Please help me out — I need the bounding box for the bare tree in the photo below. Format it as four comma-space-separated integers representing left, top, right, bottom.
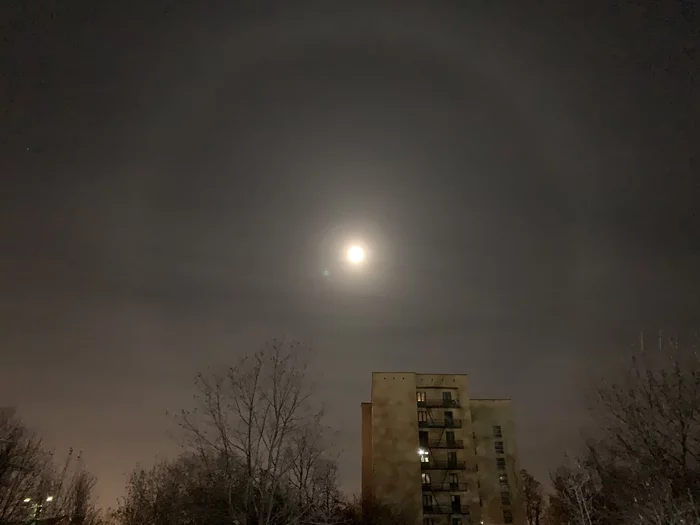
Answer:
593, 334, 700, 524
520, 469, 545, 525
549, 458, 600, 525
0, 410, 102, 525
178, 339, 332, 525
56, 453, 102, 525
0, 409, 50, 523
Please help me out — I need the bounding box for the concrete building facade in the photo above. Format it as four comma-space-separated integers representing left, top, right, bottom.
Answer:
362, 373, 526, 525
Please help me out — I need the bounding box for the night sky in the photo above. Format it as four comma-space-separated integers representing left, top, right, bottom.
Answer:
2, 1, 698, 509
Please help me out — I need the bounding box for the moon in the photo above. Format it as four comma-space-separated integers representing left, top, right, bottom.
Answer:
346, 245, 366, 264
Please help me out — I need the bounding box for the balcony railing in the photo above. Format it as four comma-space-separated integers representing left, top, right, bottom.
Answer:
422, 483, 470, 492
418, 399, 460, 408
419, 419, 462, 429
422, 505, 471, 515
421, 460, 467, 470
428, 439, 464, 449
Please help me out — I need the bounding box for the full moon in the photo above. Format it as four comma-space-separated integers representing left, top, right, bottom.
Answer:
346, 245, 366, 264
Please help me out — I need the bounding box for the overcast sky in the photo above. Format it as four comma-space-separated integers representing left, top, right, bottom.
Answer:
2, 0, 698, 508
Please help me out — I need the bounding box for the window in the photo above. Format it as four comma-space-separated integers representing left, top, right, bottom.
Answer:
451, 495, 461, 512
451, 519, 462, 525
446, 431, 456, 446
499, 474, 509, 488
503, 510, 513, 524
424, 519, 434, 525
423, 494, 433, 511
418, 410, 428, 422
421, 452, 430, 463
496, 457, 506, 470
493, 425, 503, 438
494, 441, 505, 454
419, 431, 429, 447
422, 473, 432, 486
501, 491, 511, 506
443, 390, 453, 403
445, 411, 454, 426
417, 391, 426, 403
448, 451, 458, 467
449, 473, 459, 489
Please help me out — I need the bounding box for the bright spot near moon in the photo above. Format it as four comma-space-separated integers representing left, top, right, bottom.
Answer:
346, 245, 366, 264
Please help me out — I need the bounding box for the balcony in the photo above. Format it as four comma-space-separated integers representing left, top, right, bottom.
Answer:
422, 505, 471, 515
418, 399, 460, 408
422, 483, 470, 492
419, 419, 462, 429
421, 460, 467, 470
428, 439, 464, 449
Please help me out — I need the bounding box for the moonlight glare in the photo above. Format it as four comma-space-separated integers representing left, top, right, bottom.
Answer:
346, 245, 366, 264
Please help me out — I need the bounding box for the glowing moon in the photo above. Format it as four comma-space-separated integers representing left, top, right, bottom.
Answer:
346, 245, 366, 264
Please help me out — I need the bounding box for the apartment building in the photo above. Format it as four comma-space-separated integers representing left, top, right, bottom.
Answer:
361, 373, 525, 525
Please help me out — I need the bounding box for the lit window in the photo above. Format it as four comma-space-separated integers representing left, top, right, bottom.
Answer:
499, 473, 509, 488
493, 425, 502, 437
417, 391, 426, 403
421, 452, 430, 463
503, 510, 513, 523
496, 457, 506, 470
501, 491, 511, 506
418, 411, 428, 422
422, 473, 432, 485
495, 441, 504, 454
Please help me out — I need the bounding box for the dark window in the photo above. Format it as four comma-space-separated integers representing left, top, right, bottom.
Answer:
445, 411, 454, 426
451, 519, 462, 525
419, 431, 429, 447
443, 390, 453, 403
493, 425, 503, 438
422, 473, 431, 486
424, 519, 434, 525
499, 474, 509, 488
417, 391, 426, 403
418, 411, 428, 422
423, 494, 433, 511
496, 457, 506, 470
451, 495, 461, 512
448, 451, 458, 467
495, 441, 505, 454
504, 510, 513, 524
446, 431, 456, 446
501, 492, 511, 506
